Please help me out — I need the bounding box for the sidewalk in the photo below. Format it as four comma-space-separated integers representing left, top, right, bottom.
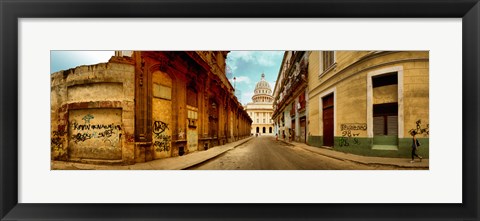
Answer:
51, 137, 254, 170
279, 139, 429, 169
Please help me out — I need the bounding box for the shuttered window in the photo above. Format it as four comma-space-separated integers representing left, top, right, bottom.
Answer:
373, 116, 385, 136
373, 103, 398, 136
322, 51, 335, 72
387, 116, 398, 135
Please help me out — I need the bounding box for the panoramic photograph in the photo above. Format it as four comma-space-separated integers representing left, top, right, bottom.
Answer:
50, 50, 429, 170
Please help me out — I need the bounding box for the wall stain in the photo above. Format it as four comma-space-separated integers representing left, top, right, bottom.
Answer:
51, 125, 67, 159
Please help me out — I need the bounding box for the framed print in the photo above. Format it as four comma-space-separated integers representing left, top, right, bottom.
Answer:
1, 0, 479, 220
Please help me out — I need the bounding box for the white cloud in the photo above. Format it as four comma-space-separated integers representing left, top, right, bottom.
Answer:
228, 51, 284, 67
228, 51, 256, 62
256, 51, 284, 67
227, 62, 238, 72
76, 51, 114, 62
242, 91, 255, 104
269, 81, 276, 91
229, 76, 251, 84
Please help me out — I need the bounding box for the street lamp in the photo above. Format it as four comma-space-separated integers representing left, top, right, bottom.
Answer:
233, 76, 236, 91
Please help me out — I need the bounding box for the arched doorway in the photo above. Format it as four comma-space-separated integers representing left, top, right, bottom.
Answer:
269, 127, 272, 134
256, 127, 259, 133
263, 127, 266, 133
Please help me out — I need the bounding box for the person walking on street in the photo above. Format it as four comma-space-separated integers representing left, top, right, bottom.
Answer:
410, 131, 423, 163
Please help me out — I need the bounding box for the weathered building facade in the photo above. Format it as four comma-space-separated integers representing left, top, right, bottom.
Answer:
51, 51, 252, 165
272, 51, 309, 143
245, 73, 274, 136
307, 51, 429, 158
273, 51, 429, 158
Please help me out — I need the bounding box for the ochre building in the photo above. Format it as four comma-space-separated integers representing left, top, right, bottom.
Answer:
51, 51, 252, 165
273, 51, 429, 158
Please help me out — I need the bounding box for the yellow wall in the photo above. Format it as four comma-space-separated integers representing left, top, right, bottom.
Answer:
308, 51, 429, 138
402, 60, 430, 136
373, 85, 398, 104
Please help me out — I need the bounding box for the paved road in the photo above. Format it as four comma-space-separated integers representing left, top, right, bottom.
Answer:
190, 136, 397, 170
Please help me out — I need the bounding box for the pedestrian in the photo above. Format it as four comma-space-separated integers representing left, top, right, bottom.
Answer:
275, 133, 278, 141
410, 131, 423, 163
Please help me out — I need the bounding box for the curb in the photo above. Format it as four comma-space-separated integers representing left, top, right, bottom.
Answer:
280, 140, 428, 169
52, 137, 255, 170
181, 137, 254, 170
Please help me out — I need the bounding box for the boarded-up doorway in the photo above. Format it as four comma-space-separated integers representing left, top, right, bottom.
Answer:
68, 108, 123, 160
152, 71, 173, 159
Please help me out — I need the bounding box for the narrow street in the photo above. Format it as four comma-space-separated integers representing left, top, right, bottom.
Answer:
190, 136, 398, 170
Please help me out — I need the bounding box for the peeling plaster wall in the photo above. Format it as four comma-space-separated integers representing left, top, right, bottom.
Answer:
51, 61, 135, 164
68, 82, 124, 102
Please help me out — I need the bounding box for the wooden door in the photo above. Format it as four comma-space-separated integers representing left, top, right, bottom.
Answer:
300, 117, 306, 143
322, 94, 334, 147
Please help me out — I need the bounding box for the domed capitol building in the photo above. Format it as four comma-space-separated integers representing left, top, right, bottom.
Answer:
244, 73, 274, 136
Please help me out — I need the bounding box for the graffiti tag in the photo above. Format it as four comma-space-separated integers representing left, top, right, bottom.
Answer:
339, 123, 365, 147
154, 134, 171, 152
51, 125, 67, 157
82, 114, 94, 124
153, 120, 169, 135
69, 114, 121, 146
153, 120, 171, 152
341, 123, 367, 131
409, 119, 429, 137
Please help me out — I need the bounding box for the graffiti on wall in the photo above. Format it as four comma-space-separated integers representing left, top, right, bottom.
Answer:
82, 114, 94, 124
409, 120, 429, 137
70, 114, 122, 147
51, 125, 67, 155
153, 120, 171, 152
339, 123, 367, 147
341, 123, 367, 131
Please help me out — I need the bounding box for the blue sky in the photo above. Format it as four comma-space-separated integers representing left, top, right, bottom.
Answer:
50, 51, 284, 105
50, 51, 114, 73
226, 51, 284, 105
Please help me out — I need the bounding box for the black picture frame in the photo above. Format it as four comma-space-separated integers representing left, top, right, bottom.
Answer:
1, 0, 479, 220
